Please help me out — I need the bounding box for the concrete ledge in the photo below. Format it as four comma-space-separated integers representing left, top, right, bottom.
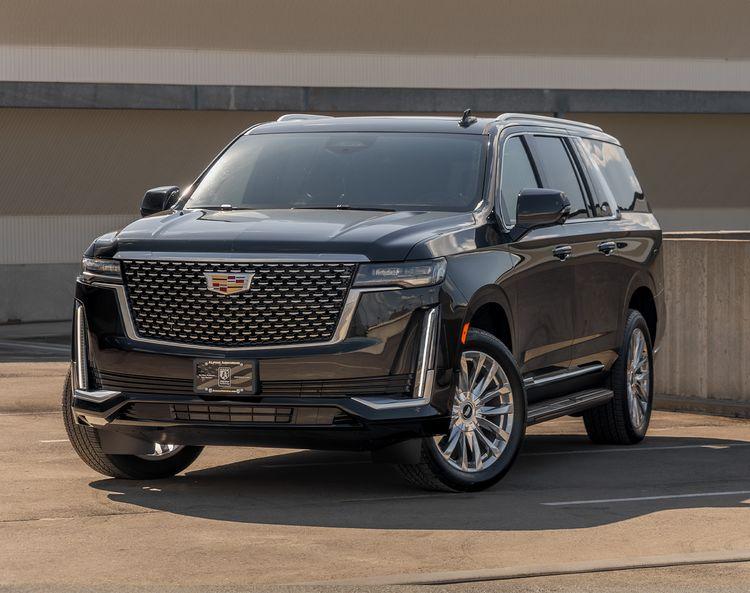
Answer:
656, 395, 750, 419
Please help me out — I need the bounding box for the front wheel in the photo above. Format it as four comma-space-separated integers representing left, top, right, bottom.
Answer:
397, 329, 526, 492
62, 370, 203, 479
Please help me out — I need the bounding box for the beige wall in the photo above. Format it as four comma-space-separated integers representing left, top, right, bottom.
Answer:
4, 0, 750, 58
1, 109, 749, 228
0, 109, 282, 216
577, 114, 750, 223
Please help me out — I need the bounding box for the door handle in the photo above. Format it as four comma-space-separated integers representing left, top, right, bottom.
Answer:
553, 245, 573, 261
598, 240, 617, 255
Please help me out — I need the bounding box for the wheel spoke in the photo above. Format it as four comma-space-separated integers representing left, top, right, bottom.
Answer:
468, 353, 486, 392
470, 431, 483, 470
473, 360, 498, 398
460, 433, 469, 471
477, 384, 510, 405
442, 425, 462, 458
459, 355, 470, 393
629, 333, 638, 367
477, 416, 510, 442
476, 427, 501, 457
479, 403, 513, 417
476, 388, 499, 406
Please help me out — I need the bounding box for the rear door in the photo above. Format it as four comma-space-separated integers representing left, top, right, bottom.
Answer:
567, 137, 648, 368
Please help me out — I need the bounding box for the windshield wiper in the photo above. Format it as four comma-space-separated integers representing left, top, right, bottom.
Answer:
195, 204, 252, 211
291, 205, 395, 212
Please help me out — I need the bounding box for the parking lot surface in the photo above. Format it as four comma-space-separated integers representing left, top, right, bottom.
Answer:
1, 363, 749, 592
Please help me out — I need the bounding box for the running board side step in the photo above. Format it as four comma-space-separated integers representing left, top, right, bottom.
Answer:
527, 388, 613, 425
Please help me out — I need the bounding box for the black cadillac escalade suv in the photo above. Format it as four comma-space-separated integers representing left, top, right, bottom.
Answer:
64, 112, 665, 491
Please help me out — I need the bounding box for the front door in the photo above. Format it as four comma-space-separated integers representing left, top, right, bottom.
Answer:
496, 133, 575, 378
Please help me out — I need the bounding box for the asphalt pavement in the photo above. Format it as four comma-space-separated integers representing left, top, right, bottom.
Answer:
0, 356, 750, 592
0, 362, 748, 592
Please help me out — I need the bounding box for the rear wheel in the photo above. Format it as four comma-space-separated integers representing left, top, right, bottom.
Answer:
62, 370, 203, 479
583, 310, 654, 444
397, 329, 526, 492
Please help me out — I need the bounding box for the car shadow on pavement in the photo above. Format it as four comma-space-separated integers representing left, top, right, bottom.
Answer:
89, 433, 750, 531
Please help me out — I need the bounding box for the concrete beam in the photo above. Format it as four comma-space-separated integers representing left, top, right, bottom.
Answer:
3, 82, 750, 113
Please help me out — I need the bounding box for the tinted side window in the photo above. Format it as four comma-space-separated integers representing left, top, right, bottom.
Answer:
532, 136, 588, 219
499, 136, 539, 226
580, 138, 642, 211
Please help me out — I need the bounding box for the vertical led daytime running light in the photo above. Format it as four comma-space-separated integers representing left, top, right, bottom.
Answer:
75, 303, 89, 390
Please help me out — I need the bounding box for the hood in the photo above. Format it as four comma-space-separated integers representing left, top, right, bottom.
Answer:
89, 208, 477, 262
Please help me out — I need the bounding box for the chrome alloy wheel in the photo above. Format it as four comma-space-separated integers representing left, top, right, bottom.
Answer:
137, 443, 184, 460
626, 327, 651, 428
435, 350, 514, 473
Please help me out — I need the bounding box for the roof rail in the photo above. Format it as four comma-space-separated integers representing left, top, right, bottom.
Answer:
276, 114, 333, 122
495, 113, 602, 132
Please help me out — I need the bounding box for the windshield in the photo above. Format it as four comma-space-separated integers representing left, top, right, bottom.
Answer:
184, 132, 487, 212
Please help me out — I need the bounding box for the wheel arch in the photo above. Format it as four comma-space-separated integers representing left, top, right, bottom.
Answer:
627, 285, 658, 344
462, 286, 515, 356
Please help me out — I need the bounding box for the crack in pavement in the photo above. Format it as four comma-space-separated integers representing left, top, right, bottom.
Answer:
0, 509, 160, 524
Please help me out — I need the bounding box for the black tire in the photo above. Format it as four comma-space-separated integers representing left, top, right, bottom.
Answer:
62, 370, 203, 479
397, 329, 526, 492
583, 310, 654, 445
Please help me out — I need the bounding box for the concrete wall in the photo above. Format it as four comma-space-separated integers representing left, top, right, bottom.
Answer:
0, 263, 79, 323
655, 235, 750, 417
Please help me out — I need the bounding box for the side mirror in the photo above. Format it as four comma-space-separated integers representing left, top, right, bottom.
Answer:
140, 186, 180, 217
515, 189, 571, 231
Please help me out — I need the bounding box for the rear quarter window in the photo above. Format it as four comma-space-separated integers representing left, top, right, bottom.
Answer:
579, 138, 643, 212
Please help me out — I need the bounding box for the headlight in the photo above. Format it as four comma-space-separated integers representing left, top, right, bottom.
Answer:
81, 257, 122, 283
353, 258, 447, 288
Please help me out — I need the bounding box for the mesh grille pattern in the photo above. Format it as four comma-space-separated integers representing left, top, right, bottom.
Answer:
121, 260, 355, 347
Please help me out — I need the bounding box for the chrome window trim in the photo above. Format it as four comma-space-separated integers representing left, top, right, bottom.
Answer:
494, 128, 620, 231
568, 135, 620, 221
494, 130, 536, 231
93, 280, 396, 353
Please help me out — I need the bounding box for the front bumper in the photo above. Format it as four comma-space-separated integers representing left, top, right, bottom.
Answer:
71, 385, 448, 453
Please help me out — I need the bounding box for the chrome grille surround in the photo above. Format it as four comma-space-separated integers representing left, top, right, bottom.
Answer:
121, 260, 356, 347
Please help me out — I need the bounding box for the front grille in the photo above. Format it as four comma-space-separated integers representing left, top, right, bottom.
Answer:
121, 260, 356, 347
120, 403, 356, 425
96, 369, 413, 397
